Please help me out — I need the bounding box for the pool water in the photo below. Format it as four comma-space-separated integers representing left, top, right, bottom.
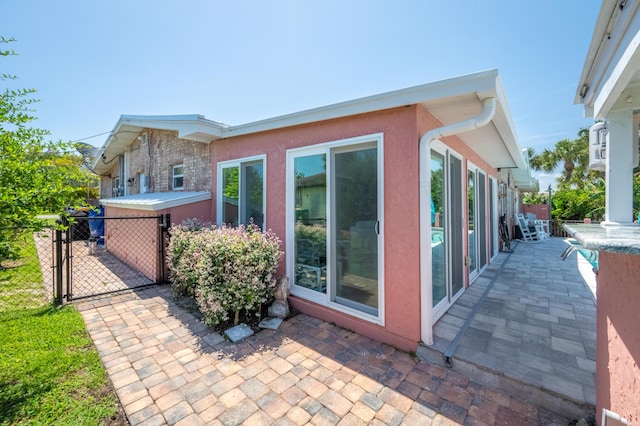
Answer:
568, 239, 599, 269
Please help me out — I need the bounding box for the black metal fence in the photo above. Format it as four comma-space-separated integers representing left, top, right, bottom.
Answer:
0, 214, 169, 311
58, 215, 169, 302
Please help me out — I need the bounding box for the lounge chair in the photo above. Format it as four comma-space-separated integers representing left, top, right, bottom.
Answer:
516, 213, 539, 242
533, 220, 550, 240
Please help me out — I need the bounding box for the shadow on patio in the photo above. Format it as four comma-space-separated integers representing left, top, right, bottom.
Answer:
417, 236, 596, 420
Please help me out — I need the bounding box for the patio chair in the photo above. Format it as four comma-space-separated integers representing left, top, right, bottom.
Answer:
533, 220, 550, 240
516, 213, 539, 242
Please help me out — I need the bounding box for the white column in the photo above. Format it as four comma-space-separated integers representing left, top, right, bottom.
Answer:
603, 110, 635, 226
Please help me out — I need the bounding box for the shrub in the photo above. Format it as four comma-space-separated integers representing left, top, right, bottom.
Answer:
167, 220, 282, 327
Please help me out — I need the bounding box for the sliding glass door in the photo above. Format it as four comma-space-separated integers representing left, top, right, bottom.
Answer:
468, 163, 488, 281
289, 136, 383, 320
431, 145, 464, 319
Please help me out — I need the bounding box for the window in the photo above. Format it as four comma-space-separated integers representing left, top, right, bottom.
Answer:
112, 176, 122, 197
172, 165, 184, 190
217, 156, 265, 230
287, 134, 384, 322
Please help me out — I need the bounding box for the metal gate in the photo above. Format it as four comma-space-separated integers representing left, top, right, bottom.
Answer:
53, 214, 170, 303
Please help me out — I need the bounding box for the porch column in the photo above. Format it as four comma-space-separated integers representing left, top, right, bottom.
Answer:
604, 110, 635, 226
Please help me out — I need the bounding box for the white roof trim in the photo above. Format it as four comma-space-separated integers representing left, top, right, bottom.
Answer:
575, 1, 640, 118
119, 114, 228, 142
93, 69, 528, 178
100, 191, 211, 211
222, 69, 500, 138
91, 115, 227, 173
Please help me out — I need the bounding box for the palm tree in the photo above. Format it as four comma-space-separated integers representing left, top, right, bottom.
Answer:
529, 130, 589, 186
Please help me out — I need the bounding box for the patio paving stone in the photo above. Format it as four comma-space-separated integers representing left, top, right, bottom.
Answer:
75, 241, 589, 425
417, 236, 596, 421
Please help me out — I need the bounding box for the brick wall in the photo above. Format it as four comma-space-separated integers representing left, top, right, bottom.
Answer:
100, 128, 212, 198
138, 129, 211, 193
99, 162, 119, 198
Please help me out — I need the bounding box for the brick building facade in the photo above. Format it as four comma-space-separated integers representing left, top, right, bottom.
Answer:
98, 128, 211, 198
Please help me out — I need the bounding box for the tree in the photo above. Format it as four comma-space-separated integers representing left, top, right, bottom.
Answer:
529, 129, 591, 187
522, 192, 548, 205
550, 179, 605, 221
0, 38, 95, 264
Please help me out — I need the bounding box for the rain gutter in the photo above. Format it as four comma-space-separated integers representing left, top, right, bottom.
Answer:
419, 97, 497, 346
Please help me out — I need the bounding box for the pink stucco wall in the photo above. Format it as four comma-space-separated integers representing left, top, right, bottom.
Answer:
103, 200, 212, 282
596, 251, 640, 425
103, 207, 160, 281
212, 105, 497, 351
159, 200, 213, 226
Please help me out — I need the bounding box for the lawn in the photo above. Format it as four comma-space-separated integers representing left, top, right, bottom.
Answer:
0, 234, 123, 425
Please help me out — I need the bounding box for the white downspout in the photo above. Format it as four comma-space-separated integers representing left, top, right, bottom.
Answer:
419, 97, 497, 346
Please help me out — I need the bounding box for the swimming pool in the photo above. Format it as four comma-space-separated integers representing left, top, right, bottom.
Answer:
567, 239, 599, 269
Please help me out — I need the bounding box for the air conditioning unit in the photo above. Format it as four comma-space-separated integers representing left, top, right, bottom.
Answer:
588, 122, 607, 171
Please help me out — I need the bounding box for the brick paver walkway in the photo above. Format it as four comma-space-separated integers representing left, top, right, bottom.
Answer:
77, 286, 572, 425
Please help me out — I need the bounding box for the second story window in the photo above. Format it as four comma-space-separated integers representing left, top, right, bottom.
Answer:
172, 165, 184, 190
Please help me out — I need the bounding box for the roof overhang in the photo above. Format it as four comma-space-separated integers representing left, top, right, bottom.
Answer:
92, 70, 533, 186
575, 1, 640, 119
92, 115, 227, 175
100, 191, 211, 211
224, 69, 527, 171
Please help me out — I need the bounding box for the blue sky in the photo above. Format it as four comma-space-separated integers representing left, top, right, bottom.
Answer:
1, 1, 600, 190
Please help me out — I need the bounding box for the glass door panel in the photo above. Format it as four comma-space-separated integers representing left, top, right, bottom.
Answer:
431, 151, 446, 307
478, 171, 487, 269
450, 156, 464, 296
293, 154, 327, 293
241, 161, 264, 228
333, 146, 378, 316
222, 166, 239, 227
468, 169, 478, 279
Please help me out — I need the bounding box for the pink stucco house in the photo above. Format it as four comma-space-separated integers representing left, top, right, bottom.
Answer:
571, 1, 640, 424
94, 70, 537, 354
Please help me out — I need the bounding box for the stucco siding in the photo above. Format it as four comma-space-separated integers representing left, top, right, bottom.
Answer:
103, 206, 160, 282
212, 106, 427, 349
210, 104, 500, 350
596, 251, 640, 425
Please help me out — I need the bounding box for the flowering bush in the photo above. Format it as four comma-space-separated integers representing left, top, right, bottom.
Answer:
167, 219, 282, 327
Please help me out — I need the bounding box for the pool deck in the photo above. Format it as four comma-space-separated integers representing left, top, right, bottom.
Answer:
417, 236, 596, 420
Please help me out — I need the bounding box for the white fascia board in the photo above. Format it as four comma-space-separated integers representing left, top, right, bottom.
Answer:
492, 76, 527, 170
100, 191, 212, 211
594, 28, 640, 119
576, 1, 640, 115
91, 114, 228, 172
575, 1, 617, 105
120, 114, 227, 141
222, 69, 501, 138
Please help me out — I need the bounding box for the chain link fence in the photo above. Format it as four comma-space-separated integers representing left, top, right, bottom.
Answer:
0, 214, 168, 310
63, 215, 166, 301
0, 226, 56, 312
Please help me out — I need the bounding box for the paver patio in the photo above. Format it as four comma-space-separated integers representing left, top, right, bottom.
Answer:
77, 284, 575, 425
418, 236, 596, 421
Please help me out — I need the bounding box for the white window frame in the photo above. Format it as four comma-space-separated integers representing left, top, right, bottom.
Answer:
286, 133, 385, 325
112, 176, 122, 197
216, 154, 267, 230
172, 164, 184, 190
429, 141, 466, 323
489, 176, 499, 260
467, 161, 489, 283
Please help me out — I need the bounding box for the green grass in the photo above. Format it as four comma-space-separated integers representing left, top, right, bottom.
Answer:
0, 232, 48, 310
0, 233, 120, 425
